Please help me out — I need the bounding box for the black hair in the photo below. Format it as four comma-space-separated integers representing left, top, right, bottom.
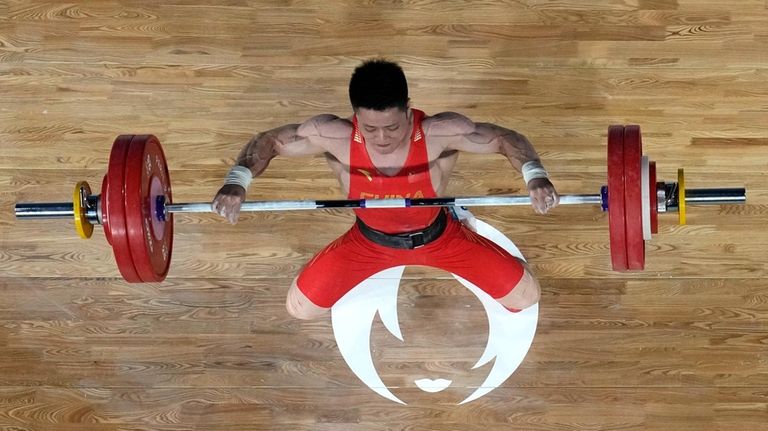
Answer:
348, 59, 409, 111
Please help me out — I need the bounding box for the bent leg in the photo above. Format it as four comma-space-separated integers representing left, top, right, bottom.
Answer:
426, 219, 540, 311
287, 226, 397, 319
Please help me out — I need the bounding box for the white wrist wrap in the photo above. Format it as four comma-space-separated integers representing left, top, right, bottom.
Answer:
522, 160, 549, 184
224, 165, 253, 190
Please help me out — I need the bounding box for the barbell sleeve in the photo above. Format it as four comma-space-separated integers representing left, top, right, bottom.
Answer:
679, 188, 746, 205
14, 202, 75, 219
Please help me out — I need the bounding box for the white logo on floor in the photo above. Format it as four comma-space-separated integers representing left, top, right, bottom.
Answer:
331, 215, 539, 404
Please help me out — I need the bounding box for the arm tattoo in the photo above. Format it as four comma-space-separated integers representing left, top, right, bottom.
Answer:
235, 132, 279, 177
498, 131, 540, 169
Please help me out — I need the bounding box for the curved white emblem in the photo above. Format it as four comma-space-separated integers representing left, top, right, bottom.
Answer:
331, 215, 539, 404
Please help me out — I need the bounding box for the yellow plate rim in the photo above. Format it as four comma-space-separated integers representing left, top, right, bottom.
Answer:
74, 181, 94, 239
677, 168, 686, 225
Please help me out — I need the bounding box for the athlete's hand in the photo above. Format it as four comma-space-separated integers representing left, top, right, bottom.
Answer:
212, 184, 247, 224
527, 178, 559, 215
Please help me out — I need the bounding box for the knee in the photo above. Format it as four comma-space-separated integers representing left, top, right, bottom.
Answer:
519, 274, 541, 308
497, 268, 541, 310
286, 296, 328, 320
285, 279, 330, 320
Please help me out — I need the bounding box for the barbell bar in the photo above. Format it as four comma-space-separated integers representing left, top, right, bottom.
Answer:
14, 189, 744, 219
13, 126, 746, 281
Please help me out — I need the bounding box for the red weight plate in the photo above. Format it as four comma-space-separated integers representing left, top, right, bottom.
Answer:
106, 135, 141, 282
623, 125, 645, 270
607, 125, 628, 271
649, 161, 658, 234
124, 135, 173, 283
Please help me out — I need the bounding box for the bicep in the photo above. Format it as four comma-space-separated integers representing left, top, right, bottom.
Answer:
453, 122, 506, 154
269, 114, 342, 158
283, 114, 350, 158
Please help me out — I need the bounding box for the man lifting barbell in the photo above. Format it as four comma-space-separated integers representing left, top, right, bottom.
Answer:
14, 64, 747, 296
211, 59, 559, 320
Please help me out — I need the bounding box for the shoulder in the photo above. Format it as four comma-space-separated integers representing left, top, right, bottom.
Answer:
422, 111, 476, 137
297, 114, 352, 140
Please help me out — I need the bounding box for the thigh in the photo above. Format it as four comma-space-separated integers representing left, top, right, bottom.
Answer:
296, 226, 398, 308
423, 220, 526, 299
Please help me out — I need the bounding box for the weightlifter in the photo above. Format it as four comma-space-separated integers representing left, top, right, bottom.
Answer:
212, 59, 559, 319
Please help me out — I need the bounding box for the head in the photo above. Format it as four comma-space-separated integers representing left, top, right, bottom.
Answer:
349, 59, 412, 153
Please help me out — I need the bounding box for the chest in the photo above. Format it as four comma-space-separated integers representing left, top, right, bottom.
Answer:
365, 143, 411, 176
337, 150, 454, 198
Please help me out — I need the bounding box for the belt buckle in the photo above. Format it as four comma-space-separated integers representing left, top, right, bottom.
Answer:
408, 231, 425, 249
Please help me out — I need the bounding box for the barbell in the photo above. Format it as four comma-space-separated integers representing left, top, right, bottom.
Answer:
14, 125, 746, 281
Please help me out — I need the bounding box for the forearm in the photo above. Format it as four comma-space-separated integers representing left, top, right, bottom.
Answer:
235, 124, 298, 177
215, 123, 307, 223
499, 131, 553, 187
441, 115, 556, 213
234, 132, 280, 177
496, 130, 541, 171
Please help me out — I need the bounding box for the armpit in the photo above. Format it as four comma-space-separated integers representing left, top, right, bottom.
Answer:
324, 152, 347, 172
437, 149, 459, 160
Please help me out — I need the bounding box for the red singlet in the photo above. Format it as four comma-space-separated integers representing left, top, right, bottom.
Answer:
296, 109, 524, 308
349, 109, 440, 233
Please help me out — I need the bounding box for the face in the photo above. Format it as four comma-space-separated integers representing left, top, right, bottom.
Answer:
356, 106, 412, 155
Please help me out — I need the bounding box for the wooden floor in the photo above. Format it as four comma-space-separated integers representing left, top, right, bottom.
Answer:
2, 1, 768, 429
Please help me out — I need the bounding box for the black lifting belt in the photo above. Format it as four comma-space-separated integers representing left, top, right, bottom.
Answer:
356, 209, 448, 249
